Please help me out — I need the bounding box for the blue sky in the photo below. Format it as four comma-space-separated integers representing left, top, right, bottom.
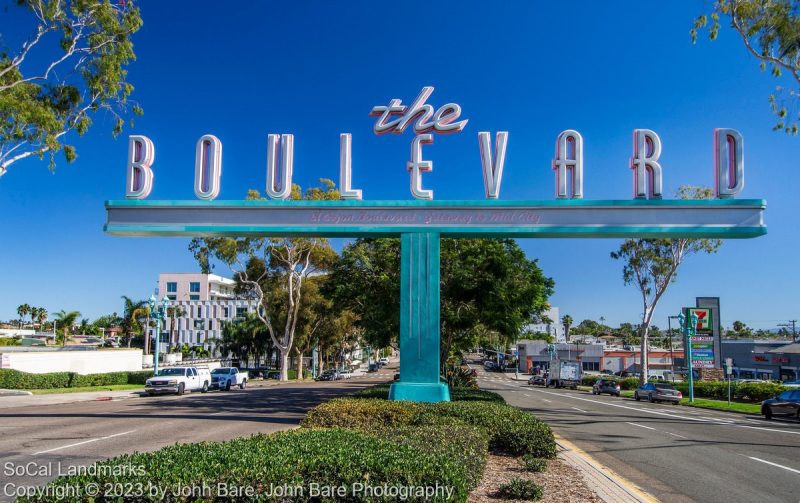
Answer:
1, 1, 798, 331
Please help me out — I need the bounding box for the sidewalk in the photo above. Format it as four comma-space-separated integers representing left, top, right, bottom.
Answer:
556, 434, 658, 503
0, 388, 144, 409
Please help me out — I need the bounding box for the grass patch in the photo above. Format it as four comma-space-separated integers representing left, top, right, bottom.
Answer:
621, 390, 635, 398
680, 398, 761, 414
27, 384, 144, 395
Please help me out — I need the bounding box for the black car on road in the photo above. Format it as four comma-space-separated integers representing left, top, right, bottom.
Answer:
592, 378, 621, 397
761, 389, 800, 420
634, 382, 682, 403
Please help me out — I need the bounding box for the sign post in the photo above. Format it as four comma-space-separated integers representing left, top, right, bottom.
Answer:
725, 357, 733, 405
105, 87, 768, 403
679, 311, 698, 403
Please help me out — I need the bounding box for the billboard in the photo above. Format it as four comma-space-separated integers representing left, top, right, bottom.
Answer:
684, 307, 716, 369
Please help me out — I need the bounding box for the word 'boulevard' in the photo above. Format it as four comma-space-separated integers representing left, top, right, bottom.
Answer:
124, 87, 745, 202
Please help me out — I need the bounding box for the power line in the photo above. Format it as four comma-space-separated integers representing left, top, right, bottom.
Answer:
777, 320, 798, 343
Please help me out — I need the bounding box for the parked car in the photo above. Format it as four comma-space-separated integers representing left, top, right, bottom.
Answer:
145, 366, 211, 395
782, 380, 800, 388
379, 357, 390, 365
483, 360, 497, 371
393, 372, 400, 381
315, 369, 339, 381
761, 389, 800, 420
338, 368, 353, 379
592, 378, 621, 397
634, 382, 682, 404
600, 369, 615, 375
264, 370, 281, 380
210, 367, 248, 391
528, 375, 547, 386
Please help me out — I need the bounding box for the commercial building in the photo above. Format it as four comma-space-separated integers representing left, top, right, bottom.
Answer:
149, 273, 257, 352
524, 307, 565, 343
721, 339, 798, 381
516, 340, 684, 376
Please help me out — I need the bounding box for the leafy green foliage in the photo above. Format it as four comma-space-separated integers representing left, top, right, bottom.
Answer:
303, 398, 556, 459
443, 365, 478, 388
22, 428, 484, 502
522, 455, 548, 473
692, 0, 800, 134
0, 1, 144, 175
0, 369, 152, 389
496, 478, 544, 501
674, 380, 788, 402
352, 383, 506, 403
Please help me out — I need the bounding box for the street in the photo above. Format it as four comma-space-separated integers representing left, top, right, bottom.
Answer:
0, 372, 391, 500
473, 366, 800, 503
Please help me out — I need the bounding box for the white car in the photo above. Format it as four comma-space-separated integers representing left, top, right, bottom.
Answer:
210, 367, 248, 390
379, 357, 390, 365
145, 367, 211, 395
338, 369, 353, 379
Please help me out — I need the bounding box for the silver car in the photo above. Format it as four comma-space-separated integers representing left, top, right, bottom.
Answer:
634, 382, 682, 404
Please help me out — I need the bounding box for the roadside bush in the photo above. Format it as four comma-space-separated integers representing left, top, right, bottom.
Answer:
422, 401, 556, 458
673, 380, 787, 402
23, 428, 483, 502
581, 375, 601, 386
0, 369, 153, 390
618, 377, 640, 390
303, 398, 556, 459
496, 478, 544, 501
352, 383, 505, 403
0, 337, 21, 346
522, 455, 548, 473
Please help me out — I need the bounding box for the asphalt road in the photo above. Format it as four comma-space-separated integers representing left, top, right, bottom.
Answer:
473, 366, 800, 503
0, 372, 392, 501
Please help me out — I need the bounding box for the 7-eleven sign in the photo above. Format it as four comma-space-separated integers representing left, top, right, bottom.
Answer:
687, 308, 713, 333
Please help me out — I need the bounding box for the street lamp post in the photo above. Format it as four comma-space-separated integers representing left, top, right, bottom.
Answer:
678, 311, 698, 403
148, 295, 170, 376
667, 315, 681, 383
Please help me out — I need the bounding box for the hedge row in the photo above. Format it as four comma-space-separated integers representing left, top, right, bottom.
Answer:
21, 427, 486, 502
0, 369, 152, 389
580, 375, 640, 390
353, 383, 506, 403
672, 380, 788, 402
302, 398, 556, 459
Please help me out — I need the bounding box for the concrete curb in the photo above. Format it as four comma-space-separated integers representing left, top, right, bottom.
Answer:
555, 433, 659, 503
0, 389, 33, 396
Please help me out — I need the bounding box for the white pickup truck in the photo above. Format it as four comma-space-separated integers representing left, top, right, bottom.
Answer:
210, 367, 248, 391
145, 366, 211, 395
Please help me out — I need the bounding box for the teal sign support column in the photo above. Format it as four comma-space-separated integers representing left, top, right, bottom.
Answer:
388, 232, 450, 402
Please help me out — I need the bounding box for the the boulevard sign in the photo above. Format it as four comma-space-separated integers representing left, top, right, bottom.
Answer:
106, 87, 767, 403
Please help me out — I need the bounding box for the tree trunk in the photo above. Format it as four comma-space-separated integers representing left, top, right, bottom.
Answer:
295, 347, 304, 380
280, 349, 290, 381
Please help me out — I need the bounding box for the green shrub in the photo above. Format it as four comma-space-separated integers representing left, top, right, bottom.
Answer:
522, 455, 548, 473
302, 398, 422, 428
0, 337, 21, 346
0, 369, 153, 390
422, 401, 556, 458
581, 375, 601, 386
23, 428, 483, 502
443, 365, 478, 388
673, 380, 787, 402
497, 478, 544, 500
352, 383, 505, 403
303, 398, 556, 459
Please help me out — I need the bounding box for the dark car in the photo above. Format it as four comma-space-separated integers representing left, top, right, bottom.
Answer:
315, 370, 339, 381
528, 375, 547, 386
761, 389, 800, 420
634, 382, 682, 403
393, 372, 400, 381
592, 378, 621, 397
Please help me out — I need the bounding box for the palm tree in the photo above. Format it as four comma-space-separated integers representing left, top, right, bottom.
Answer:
166, 305, 186, 351
16, 304, 30, 328
121, 296, 149, 349
36, 308, 48, 331
53, 310, 81, 346
29, 307, 40, 330
562, 314, 573, 342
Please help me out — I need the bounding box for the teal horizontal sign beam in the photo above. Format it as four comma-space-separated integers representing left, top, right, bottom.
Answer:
105, 199, 766, 239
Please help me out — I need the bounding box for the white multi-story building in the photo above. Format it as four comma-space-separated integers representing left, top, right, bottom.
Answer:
150, 273, 256, 351
524, 307, 565, 343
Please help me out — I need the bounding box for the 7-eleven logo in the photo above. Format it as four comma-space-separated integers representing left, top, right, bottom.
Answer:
688, 308, 712, 332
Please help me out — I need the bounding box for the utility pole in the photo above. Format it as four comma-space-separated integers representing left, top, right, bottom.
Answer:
778, 320, 797, 343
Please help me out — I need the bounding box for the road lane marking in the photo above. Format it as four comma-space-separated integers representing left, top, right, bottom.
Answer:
572, 407, 588, 413
527, 388, 800, 436
667, 432, 688, 439
626, 422, 657, 431
746, 456, 800, 474
33, 430, 137, 455
523, 393, 531, 397
541, 399, 552, 403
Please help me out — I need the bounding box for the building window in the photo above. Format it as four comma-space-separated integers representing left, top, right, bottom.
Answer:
190, 282, 201, 293
236, 307, 247, 318
197, 307, 202, 318
190, 295, 200, 301
224, 307, 230, 318
167, 282, 177, 293
167, 295, 177, 301
208, 320, 213, 330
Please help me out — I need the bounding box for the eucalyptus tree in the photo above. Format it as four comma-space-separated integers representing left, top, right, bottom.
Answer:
611, 186, 722, 383
692, 0, 800, 133
0, 0, 143, 176
189, 181, 339, 381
